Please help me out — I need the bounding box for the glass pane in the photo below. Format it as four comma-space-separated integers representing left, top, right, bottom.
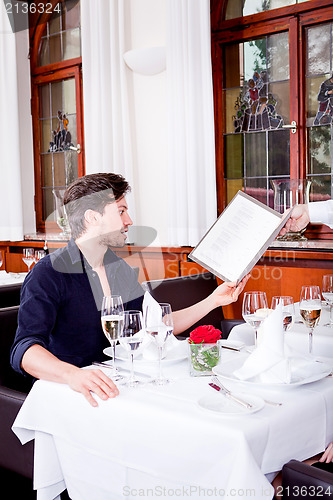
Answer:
49, 14, 61, 35
41, 119, 52, 153
39, 38, 49, 66
244, 177, 269, 206
49, 34, 62, 65
245, 132, 266, 177
268, 81, 289, 124
243, 0, 294, 17
225, 179, 243, 204
63, 1, 80, 30
41, 154, 53, 188
63, 28, 81, 61
51, 81, 63, 117
66, 114, 77, 146
268, 130, 290, 177
53, 153, 66, 186
65, 151, 78, 184
244, 39, 266, 82
42, 188, 55, 221
224, 44, 243, 88
308, 175, 332, 202
308, 127, 331, 175
40, 84, 51, 119
267, 32, 289, 82
224, 135, 244, 178
306, 24, 331, 76
307, 75, 331, 125
224, 88, 243, 134
63, 79, 76, 115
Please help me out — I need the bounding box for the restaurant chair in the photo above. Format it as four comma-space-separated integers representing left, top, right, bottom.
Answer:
282, 459, 333, 499
142, 272, 243, 338
0, 283, 22, 308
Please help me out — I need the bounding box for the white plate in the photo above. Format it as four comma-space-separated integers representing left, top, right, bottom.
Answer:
197, 392, 264, 415
103, 345, 187, 364
212, 355, 331, 389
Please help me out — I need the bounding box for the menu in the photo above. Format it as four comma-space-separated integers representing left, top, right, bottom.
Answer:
189, 191, 292, 284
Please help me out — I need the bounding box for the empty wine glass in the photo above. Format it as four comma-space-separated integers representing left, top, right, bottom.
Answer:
119, 310, 144, 387
322, 275, 333, 328
299, 285, 322, 354
101, 296, 124, 373
271, 296, 295, 332
35, 249, 46, 262
144, 302, 173, 385
242, 291, 269, 347
22, 248, 35, 272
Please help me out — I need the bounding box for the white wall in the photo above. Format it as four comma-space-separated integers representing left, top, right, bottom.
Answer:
125, 0, 169, 245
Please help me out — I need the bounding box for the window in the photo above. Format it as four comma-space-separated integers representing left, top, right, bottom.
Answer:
30, 0, 84, 232
211, 0, 333, 237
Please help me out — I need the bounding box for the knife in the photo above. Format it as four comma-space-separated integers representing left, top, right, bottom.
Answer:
209, 382, 253, 409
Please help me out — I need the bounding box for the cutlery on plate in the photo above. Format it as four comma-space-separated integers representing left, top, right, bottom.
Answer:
209, 377, 253, 409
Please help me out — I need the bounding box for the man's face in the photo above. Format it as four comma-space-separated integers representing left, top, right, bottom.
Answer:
98, 196, 133, 247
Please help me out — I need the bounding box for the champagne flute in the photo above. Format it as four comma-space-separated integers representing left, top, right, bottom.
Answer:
144, 302, 173, 385
299, 285, 321, 354
101, 295, 124, 373
119, 310, 144, 387
271, 296, 295, 332
22, 248, 35, 272
242, 291, 269, 347
322, 275, 333, 327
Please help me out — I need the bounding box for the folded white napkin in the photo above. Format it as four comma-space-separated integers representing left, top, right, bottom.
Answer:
234, 305, 330, 384
142, 291, 179, 360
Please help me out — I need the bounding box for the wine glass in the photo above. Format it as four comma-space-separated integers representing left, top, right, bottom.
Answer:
0, 250, 3, 268
119, 310, 144, 387
101, 295, 124, 373
322, 275, 333, 327
22, 248, 35, 272
35, 249, 46, 262
242, 291, 269, 347
144, 302, 173, 385
299, 285, 322, 354
271, 296, 295, 332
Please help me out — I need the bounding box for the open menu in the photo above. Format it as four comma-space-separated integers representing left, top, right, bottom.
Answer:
189, 191, 292, 284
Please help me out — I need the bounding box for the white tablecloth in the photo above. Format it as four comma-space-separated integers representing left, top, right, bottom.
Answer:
12, 343, 333, 500
0, 271, 27, 286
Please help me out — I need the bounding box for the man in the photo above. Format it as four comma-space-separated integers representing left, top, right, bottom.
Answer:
280, 200, 333, 235
11, 173, 247, 407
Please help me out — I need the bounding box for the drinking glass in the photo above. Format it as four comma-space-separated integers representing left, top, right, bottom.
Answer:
101, 295, 124, 373
271, 296, 295, 332
144, 302, 173, 385
35, 249, 46, 262
22, 248, 35, 272
322, 275, 333, 327
299, 285, 322, 354
242, 291, 269, 347
119, 310, 144, 387
0, 250, 3, 268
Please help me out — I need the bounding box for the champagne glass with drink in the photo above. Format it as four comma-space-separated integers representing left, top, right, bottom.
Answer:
119, 310, 144, 387
144, 302, 173, 385
242, 291, 269, 347
22, 248, 35, 272
322, 275, 333, 328
101, 295, 124, 373
299, 285, 321, 354
271, 296, 295, 332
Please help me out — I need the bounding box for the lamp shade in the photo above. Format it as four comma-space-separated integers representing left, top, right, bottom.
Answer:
124, 46, 166, 75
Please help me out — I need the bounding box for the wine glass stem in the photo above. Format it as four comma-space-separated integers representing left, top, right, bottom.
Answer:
157, 346, 163, 381
309, 330, 313, 354
112, 341, 116, 370
254, 329, 258, 347
130, 353, 135, 383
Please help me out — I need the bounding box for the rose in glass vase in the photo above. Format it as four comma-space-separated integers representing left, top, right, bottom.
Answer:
188, 325, 221, 376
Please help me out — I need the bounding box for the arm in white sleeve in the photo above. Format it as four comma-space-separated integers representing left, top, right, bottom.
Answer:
308, 200, 333, 228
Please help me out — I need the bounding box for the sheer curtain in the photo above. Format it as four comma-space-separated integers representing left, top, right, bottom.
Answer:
0, 3, 24, 240
167, 0, 217, 246
80, 0, 134, 211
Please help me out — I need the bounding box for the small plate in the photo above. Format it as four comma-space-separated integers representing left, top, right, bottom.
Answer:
103, 345, 187, 365
197, 392, 264, 415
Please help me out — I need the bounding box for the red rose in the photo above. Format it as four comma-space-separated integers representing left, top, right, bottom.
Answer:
188, 325, 222, 344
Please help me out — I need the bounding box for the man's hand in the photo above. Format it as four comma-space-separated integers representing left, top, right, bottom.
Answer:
65, 366, 119, 407
211, 274, 250, 308
319, 442, 333, 463
279, 204, 310, 236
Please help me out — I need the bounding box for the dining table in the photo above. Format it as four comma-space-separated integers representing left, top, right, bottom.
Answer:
12, 312, 333, 500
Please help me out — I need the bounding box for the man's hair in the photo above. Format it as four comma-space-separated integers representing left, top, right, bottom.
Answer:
63, 173, 131, 239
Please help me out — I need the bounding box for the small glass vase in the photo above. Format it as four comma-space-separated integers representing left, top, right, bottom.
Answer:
188, 342, 220, 377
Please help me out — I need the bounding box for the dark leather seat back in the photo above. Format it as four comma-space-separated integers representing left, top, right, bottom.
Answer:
142, 272, 225, 338
282, 460, 333, 499
0, 283, 21, 308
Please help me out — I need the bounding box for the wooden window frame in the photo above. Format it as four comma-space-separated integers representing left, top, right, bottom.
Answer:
211, 0, 333, 239
29, 0, 84, 233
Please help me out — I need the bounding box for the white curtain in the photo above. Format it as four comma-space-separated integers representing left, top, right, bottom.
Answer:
80, 0, 134, 206
167, 0, 217, 246
0, 3, 24, 241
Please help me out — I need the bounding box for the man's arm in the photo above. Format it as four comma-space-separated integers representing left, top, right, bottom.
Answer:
280, 200, 333, 236
22, 345, 119, 407
172, 275, 249, 335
